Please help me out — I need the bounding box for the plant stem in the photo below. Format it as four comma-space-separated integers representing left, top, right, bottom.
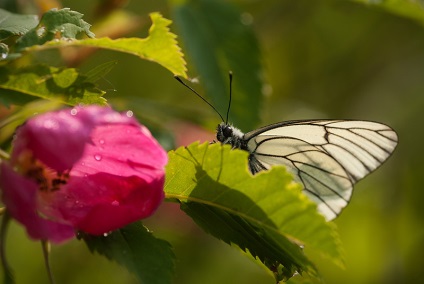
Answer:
41, 240, 56, 284
0, 212, 14, 284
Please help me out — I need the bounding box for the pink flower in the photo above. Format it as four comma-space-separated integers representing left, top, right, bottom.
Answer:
0, 106, 167, 243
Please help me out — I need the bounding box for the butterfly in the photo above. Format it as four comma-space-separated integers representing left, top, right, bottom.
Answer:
175, 75, 398, 220
216, 119, 398, 220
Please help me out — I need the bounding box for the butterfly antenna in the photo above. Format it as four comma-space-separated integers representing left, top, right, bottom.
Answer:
225, 71, 233, 125
174, 76, 225, 122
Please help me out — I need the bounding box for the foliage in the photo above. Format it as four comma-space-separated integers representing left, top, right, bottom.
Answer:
81, 222, 175, 284
165, 142, 344, 281
0, 0, 423, 284
0, 8, 186, 107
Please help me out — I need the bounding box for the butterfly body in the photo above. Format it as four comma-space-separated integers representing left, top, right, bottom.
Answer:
217, 120, 398, 220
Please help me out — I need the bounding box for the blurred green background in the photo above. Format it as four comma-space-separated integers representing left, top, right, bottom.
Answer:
1, 0, 423, 283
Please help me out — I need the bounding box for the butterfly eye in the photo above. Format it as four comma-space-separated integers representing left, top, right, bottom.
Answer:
223, 126, 233, 138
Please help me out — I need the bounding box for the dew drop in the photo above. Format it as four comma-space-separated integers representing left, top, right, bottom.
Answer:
111, 200, 120, 206
70, 108, 78, 115
0, 43, 8, 60
126, 110, 133, 117
94, 154, 102, 161
36, 26, 46, 37
99, 139, 105, 145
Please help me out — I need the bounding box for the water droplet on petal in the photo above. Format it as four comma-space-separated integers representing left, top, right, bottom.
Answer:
126, 110, 133, 117
111, 200, 119, 206
94, 154, 102, 161
99, 139, 105, 145
70, 108, 78, 115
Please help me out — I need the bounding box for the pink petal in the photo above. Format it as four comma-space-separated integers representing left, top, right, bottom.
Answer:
46, 172, 165, 235
71, 123, 168, 181
0, 163, 75, 243
11, 106, 147, 173
12, 108, 97, 172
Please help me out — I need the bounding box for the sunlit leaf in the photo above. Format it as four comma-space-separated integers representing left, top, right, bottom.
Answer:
0, 65, 106, 106
22, 13, 187, 77
165, 142, 344, 280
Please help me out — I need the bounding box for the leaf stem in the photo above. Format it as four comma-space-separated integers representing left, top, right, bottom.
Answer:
41, 240, 56, 284
0, 211, 14, 284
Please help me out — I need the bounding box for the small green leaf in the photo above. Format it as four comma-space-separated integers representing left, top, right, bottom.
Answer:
172, 0, 263, 130
15, 8, 94, 51
0, 8, 38, 40
22, 13, 187, 77
165, 142, 345, 280
0, 65, 106, 106
82, 222, 175, 284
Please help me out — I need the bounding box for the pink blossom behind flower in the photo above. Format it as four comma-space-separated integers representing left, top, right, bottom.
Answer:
0, 106, 167, 243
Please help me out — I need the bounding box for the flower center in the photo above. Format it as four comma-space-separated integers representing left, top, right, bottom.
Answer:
17, 150, 69, 192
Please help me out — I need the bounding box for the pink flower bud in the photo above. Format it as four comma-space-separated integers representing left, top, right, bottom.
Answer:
0, 106, 167, 243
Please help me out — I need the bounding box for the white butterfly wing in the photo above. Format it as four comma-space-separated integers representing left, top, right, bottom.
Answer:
244, 120, 398, 220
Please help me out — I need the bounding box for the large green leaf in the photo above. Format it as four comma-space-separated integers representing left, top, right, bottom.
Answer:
172, 0, 263, 130
22, 12, 187, 77
0, 65, 106, 106
165, 142, 344, 281
82, 222, 175, 284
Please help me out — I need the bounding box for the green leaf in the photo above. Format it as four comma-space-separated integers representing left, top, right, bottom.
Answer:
0, 8, 38, 40
165, 142, 344, 280
180, 202, 311, 281
15, 8, 94, 51
352, 0, 424, 27
82, 222, 175, 284
22, 13, 187, 77
0, 65, 106, 106
172, 0, 263, 130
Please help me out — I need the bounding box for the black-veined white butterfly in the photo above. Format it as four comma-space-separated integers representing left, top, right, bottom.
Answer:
175, 74, 398, 220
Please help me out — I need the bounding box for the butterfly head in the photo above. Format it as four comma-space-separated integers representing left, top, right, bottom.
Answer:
216, 122, 244, 149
